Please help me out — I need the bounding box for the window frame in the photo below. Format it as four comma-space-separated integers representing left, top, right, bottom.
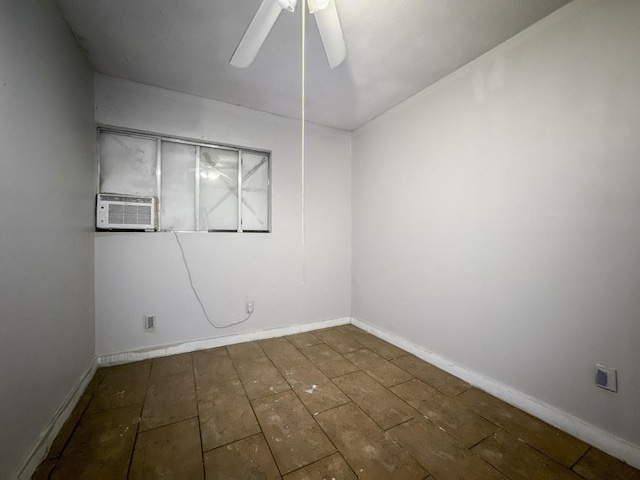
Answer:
97, 127, 272, 233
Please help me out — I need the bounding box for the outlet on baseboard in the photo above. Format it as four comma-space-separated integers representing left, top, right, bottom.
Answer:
144, 314, 155, 331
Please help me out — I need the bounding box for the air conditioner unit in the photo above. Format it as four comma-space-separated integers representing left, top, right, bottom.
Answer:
96, 194, 157, 231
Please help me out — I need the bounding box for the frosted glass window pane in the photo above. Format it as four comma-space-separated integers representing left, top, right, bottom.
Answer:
241, 152, 270, 231
99, 132, 157, 196
199, 147, 238, 231
161, 141, 196, 231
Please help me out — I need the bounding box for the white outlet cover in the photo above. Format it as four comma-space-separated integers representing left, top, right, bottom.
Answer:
595, 364, 617, 392
144, 314, 155, 331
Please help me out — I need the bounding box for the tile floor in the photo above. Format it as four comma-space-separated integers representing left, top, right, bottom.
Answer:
33, 325, 640, 479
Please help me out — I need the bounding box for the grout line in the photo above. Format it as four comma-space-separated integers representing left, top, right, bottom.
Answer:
125, 363, 153, 477
466, 430, 497, 450
201, 431, 263, 455
265, 338, 343, 465
476, 454, 510, 479
225, 344, 285, 477
385, 416, 417, 432
503, 428, 581, 471
195, 416, 206, 476
44, 378, 99, 475
459, 392, 589, 471
38, 325, 640, 478
256, 430, 285, 478
187, 352, 208, 476
125, 404, 145, 478
134, 413, 201, 434
570, 445, 592, 471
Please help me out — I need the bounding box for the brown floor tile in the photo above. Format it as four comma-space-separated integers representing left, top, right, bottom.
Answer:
230, 348, 290, 400
335, 324, 363, 335
88, 361, 150, 412
193, 347, 238, 383
108, 359, 152, 372
287, 363, 351, 415
198, 377, 261, 451
252, 390, 335, 474
472, 429, 583, 480
572, 447, 640, 480
130, 417, 204, 480
344, 349, 413, 387
283, 452, 357, 480
262, 337, 350, 415
195, 369, 241, 401
50, 404, 140, 480
82, 367, 108, 398
36, 330, 634, 480
458, 388, 589, 467
139, 370, 197, 431
337, 326, 407, 360
150, 353, 193, 379
204, 433, 281, 480
260, 337, 311, 368
388, 417, 507, 480
227, 341, 265, 360
286, 331, 323, 349
392, 355, 470, 397
46, 391, 92, 459
32, 458, 57, 480
391, 379, 497, 447
315, 402, 427, 480
300, 343, 359, 378
313, 328, 362, 354
333, 371, 416, 430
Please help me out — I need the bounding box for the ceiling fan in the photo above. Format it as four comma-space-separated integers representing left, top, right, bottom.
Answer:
230, 0, 347, 69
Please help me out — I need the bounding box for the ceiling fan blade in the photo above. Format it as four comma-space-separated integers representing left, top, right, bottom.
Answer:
230, 0, 297, 68
311, 0, 346, 69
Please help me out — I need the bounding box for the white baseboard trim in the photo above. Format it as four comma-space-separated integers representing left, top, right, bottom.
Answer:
351, 316, 640, 470
16, 360, 98, 480
97, 316, 351, 366
16, 316, 350, 478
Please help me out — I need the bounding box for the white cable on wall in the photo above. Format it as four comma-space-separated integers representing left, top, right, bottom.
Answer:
173, 231, 252, 328
300, 0, 307, 285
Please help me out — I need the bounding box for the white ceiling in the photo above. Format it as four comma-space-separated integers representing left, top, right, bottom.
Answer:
57, 0, 572, 131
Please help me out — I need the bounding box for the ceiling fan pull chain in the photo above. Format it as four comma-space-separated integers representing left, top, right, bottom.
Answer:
300, 0, 307, 285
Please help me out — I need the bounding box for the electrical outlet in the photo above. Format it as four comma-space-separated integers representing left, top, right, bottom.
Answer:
144, 314, 155, 331
595, 364, 617, 392
246, 301, 254, 314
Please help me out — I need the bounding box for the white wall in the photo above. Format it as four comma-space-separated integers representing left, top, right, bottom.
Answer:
0, 1, 95, 477
352, 0, 640, 449
94, 75, 351, 356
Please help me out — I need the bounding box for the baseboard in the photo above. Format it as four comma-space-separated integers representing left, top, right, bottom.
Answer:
16, 360, 98, 480
97, 316, 351, 366
350, 316, 640, 470
16, 316, 351, 477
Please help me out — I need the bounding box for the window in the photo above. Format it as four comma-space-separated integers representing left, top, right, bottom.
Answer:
98, 129, 271, 232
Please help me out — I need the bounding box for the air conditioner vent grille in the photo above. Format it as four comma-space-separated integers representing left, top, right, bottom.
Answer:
97, 194, 156, 230
107, 204, 152, 225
